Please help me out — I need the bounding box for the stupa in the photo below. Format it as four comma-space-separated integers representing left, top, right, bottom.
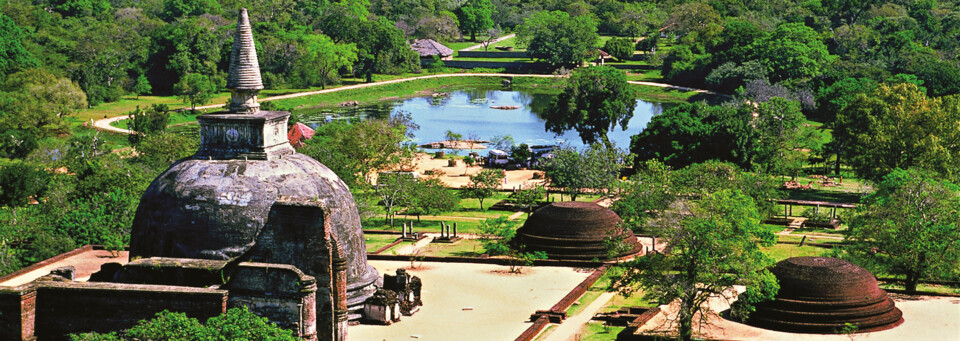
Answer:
128, 8, 380, 320
514, 201, 644, 260
747, 257, 903, 333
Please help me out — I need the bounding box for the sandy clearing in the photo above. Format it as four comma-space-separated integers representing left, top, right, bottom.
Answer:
409, 153, 546, 190
635, 288, 960, 341
348, 260, 593, 341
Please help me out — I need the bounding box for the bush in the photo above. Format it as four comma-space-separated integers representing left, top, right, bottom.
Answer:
0, 129, 38, 159
603, 37, 635, 61
0, 162, 50, 207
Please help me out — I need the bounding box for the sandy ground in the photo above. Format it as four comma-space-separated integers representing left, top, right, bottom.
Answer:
348, 260, 593, 341
636, 288, 960, 341
0, 250, 129, 287
409, 153, 545, 190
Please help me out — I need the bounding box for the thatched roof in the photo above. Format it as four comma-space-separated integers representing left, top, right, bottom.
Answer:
411, 39, 454, 58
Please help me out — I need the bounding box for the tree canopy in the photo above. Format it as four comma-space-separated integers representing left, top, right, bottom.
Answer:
845, 168, 960, 292
517, 10, 599, 67
544, 66, 636, 148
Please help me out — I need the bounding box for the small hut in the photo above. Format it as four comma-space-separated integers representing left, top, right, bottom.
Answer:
595, 49, 613, 65
411, 39, 454, 62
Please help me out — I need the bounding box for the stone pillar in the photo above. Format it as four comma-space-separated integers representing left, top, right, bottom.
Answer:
401, 223, 407, 239
300, 277, 319, 341
453, 223, 458, 237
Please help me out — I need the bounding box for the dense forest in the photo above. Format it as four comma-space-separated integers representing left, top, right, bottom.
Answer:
0, 0, 958, 282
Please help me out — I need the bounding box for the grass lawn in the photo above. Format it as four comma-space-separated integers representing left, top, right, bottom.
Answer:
878, 282, 960, 295
573, 322, 626, 341
761, 243, 834, 261
443, 40, 478, 51
363, 217, 488, 234
364, 234, 402, 253
625, 69, 663, 82
487, 36, 525, 51
417, 239, 485, 257
450, 56, 534, 63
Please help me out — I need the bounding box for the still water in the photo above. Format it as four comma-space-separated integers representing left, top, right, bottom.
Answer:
294, 88, 672, 150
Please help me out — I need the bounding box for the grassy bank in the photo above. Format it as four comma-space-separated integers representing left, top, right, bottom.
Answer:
273, 75, 560, 110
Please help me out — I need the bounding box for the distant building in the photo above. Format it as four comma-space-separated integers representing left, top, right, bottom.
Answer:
411, 39, 454, 61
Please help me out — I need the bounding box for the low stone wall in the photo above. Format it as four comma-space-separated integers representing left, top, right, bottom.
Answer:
34, 282, 228, 340
457, 51, 529, 58
366, 254, 604, 268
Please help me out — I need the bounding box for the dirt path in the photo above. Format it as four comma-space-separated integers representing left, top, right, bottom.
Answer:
543, 292, 617, 341
92, 73, 723, 136
460, 33, 517, 51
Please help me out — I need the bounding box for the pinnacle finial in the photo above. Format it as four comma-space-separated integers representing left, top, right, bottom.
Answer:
227, 8, 263, 113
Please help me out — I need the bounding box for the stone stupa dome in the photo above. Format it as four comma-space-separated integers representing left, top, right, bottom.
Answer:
747, 257, 903, 333
514, 201, 643, 260
128, 8, 378, 318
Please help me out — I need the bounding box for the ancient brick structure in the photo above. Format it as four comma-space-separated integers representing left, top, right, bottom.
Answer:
514, 202, 644, 260
747, 257, 904, 333
127, 8, 380, 321
0, 8, 389, 340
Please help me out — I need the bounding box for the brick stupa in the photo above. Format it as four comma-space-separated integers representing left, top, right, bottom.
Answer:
514, 201, 643, 260
747, 257, 904, 333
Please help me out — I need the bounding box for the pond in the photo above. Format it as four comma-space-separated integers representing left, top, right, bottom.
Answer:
293, 87, 674, 150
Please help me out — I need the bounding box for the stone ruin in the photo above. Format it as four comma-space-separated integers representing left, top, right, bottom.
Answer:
747, 257, 904, 333
0, 8, 422, 340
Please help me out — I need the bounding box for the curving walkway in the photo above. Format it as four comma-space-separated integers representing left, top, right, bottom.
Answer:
459, 33, 517, 51
92, 73, 725, 136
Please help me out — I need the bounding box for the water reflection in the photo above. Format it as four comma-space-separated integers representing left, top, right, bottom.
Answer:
293, 88, 671, 149
170, 88, 673, 150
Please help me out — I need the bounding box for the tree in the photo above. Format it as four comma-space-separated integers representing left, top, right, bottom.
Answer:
489, 134, 514, 151
511, 184, 545, 215
845, 169, 960, 292
127, 104, 170, 145
0, 129, 38, 159
405, 177, 458, 221
462, 168, 504, 210
0, 163, 50, 207
509, 143, 531, 165
160, 0, 222, 21
0, 13, 38, 76
748, 23, 834, 82
0, 69, 87, 136
603, 37, 635, 61
835, 83, 960, 182
133, 131, 198, 170
477, 216, 517, 255
354, 18, 421, 82
75, 307, 296, 340
376, 172, 418, 226
133, 74, 152, 99
300, 112, 418, 188
517, 11, 599, 67
614, 189, 778, 341
540, 144, 628, 201
544, 66, 636, 148
457, 0, 494, 42
299, 34, 358, 89
174, 73, 216, 112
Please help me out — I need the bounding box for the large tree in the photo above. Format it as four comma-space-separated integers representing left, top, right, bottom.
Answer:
298, 33, 357, 89
0, 13, 38, 77
614, 189, 778, 341
845, 168, 960, 292
516, 10, 599, 67
0, 69, 87, 136
748, 23, 834, 82
462, 168, 505, 210
835, 83, 960, 182
457, 0, 494, 42
540, 143, 629, 201
173, 73, 216, 112
299, 112, 419, 188
544, 66, 636, 148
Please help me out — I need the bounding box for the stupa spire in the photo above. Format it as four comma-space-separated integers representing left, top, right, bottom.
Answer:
227, 8, 263, 113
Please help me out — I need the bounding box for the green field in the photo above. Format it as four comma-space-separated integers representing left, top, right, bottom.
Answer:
364, 234, 402, 253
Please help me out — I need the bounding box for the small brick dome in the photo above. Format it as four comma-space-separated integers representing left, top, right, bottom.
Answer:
514, 201, 643, 260
747, 257, 903, 333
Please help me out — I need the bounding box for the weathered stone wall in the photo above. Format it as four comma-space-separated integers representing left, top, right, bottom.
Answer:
0, 285, 35, 341
457, 51, 529, 58
33, 282, 227, 340
225, 263, 318, 341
